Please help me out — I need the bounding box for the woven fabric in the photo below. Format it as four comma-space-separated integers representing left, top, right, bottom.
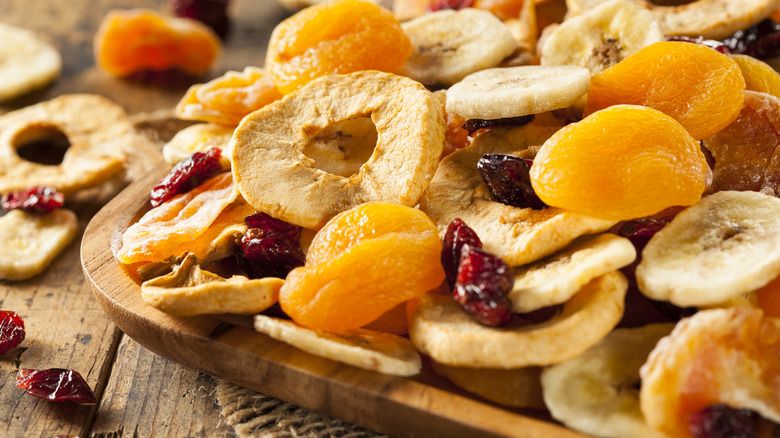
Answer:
215, 379, 387, 438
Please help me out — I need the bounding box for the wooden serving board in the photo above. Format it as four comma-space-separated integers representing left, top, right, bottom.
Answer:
81, 164, 591, 438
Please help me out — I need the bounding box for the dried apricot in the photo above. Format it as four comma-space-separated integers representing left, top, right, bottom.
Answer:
729, 54, 780, 99
757, 275, 780, 318
94, 9, 220, 77
279, 202, 444, 332
265, 0, 412, 94
703, 91, 780, 196
585, 41, 745, 140
175, 67, 283, 126
529, 105, 710, 221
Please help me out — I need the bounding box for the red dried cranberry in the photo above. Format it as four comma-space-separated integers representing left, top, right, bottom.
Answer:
169, 0, 230, 39
441, 218, 483, 289
150, 148, 223, 207
689, 404, 762, 438
235, 213, 305, 279
721, 18, 780, 59
666, 36, 730, 53
461, 114, 535, 135
453, 244, 513, 327
16, 369, 97, 405
244, 212, 300, 242
0, 311, 25, 355
478, 153, 547, 210
1, 186, 64, 214
426, 0, 473, 12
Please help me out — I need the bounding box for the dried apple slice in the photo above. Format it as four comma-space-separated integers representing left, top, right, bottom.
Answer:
0, 23, 61, 102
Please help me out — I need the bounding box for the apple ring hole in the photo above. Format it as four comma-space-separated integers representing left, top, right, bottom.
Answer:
302, 116, 378, 178
12, 124, 71, 166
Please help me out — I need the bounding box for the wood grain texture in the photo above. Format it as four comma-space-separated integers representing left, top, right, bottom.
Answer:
82, 166, 591, 438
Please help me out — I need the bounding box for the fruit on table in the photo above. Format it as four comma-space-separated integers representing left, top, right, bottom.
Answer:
265, 0, 411, 94
16, 368, 97, 405
1, 186, 64, 214
0, 311, 25, 355
94, 8, 220, 77
530, 105, 710, 221
280, 202, 444, 332
585, 41, 745, 140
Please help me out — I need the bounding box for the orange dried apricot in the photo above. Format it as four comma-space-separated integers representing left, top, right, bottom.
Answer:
265, 0, 412, 94
94, 9, 220, 77
472, 0, 524, 21
585, 41, 745, 140
757, 275, 780, 318
729, 54, 780, 100
529, 105, 710, 221
279, 202, 444, 332
363, 303, 409, 336
703, 90, 780, 195
175, 67, 283, 126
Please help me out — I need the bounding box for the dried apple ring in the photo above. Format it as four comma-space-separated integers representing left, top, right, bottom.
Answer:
0, 94, 134, 195
407, 271, 627, 368
231, 71, 444, 229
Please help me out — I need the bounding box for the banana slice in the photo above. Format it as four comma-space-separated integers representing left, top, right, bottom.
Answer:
162, 123, 234, 166
541, 0, 664, 75
399, 8, 516, 87
541, 323, 675, 438
566, 0, 778, 40
636, 191, 780, 307
419, 120, 616, 267
432, 362, 546, 409
407, 271, 627, 368
0, 209, 78, 281
141, 253, 282, 316
510, 233, 636, 313
640, 307, 780, 437
0, 23, 61, 102
254, 315, 421, 376
445, 65, 591, 120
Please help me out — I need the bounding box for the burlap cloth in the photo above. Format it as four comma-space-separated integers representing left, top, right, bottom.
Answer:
215, 378, 387, 438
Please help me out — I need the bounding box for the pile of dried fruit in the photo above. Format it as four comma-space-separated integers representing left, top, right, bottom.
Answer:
107, 0, 780, 436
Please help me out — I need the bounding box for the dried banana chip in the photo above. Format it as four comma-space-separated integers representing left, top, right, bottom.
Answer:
142, 253, 281, 316
541, 323, 675, 438
231, 71, 444, 229
0, 23, 61, 102
408, 271, 627, 368
0, 209, 78, 281
116, 172, 238, 264
432, 361, 546, 409
419, 121, 616, 266
0, 94, 132, 195
566, 0, 778, 40
510, 233, 636, 313
254, 315, 422, 376
162, 123, 234, 166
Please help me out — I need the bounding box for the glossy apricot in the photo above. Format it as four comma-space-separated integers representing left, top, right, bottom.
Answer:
175, 67, 283, 126
729, 54, 780, 99
585, 41, 745, 140
279, 202, 444, 332
265, 0, 412, 94
757, 275, 780, 318
529, 105, 710, 221
95, 9, 220, 77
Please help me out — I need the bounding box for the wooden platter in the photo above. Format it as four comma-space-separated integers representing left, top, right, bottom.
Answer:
81, 164, 591, 438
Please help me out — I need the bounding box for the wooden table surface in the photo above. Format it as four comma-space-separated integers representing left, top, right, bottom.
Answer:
0, 1, 292, 436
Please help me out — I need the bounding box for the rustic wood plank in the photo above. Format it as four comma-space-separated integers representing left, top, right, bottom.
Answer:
90, 335, 234, 438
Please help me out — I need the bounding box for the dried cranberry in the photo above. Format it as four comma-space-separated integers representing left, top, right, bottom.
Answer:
721, 18, 780, 59
1, 186, 64, 214
689, 404, 762, 438
235, 213, 305, 279
441, 218, 483, 289
666, 36, 730, 53
461, 114, 535, 135
16, 369, 97, 405
453, 244, 513, 327
478, 153, 546, 210
618, 216, 673, 254
150, 147, 223, 207
0, 311, 25, 355
169, 0, 230, 39
426, 0, 473, 12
